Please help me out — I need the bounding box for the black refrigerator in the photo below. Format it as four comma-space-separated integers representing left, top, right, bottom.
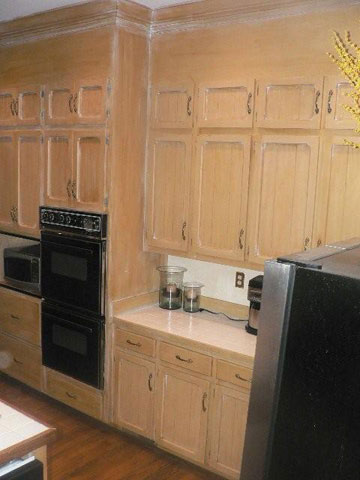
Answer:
240, 239, 360, 480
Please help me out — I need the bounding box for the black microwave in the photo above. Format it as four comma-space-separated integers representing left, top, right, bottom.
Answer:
4, 244, 40, 294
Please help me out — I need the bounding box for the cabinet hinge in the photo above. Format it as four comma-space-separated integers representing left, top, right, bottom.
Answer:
104, 195, 109, 208
106, 109, 110, 118
40, 135, 44, 144
257, 84, 259, 95
40, 90, 45, 98
107, 80, 112, 95
247, 246, 250, 257
41, 110, 45, 120
106, 136, 110, 145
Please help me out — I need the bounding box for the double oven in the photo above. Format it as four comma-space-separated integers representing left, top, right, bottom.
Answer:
40, 207, 107, 389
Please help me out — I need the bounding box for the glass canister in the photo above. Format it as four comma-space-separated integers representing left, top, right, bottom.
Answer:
157, 266, 187, 310
183, 282, 204, 313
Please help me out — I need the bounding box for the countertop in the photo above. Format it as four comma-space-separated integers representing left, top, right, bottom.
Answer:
113, 305, 257, 366
0, 400, 56, 465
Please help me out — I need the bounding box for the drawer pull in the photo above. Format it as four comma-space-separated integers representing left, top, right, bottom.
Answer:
202, 392, 207, 412
187, 96, 192, 116
314, 90, 321, 115
66, 391, 77, 399
235, 373, 251, 383
10, 314, 20, 320
148, 373, 153, 392
126, 339, 142, 348
247, 92, 252, 114
175, 354, 193, 364
13, 357, 23, 365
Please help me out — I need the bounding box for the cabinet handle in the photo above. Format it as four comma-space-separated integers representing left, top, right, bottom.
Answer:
235, 373, 251, 382
68, 94, 73, 113
66, 391, 77, 399
327, 89, 333, 114
317, 239, 322, 247
10, 99, 15, 116
66, 180, 72, 198
148, 373, 153, 392
202, 392, 207, 412
13, 207, 18, 223
13, 357, 23, 365
239, 228, 245, 250
9, 208, 15, 222
314, 90, 320, 115
10, 314, 20, 320
126, 339, 141, 347
304, 237, 310, 250
175, 354, 193, 364
73, 93, 78, 114
14, 99, 19, 116
187, 96, 192, 116
181, 221, 187, 241
71, 181, 77, 200
247, 92, 252, 115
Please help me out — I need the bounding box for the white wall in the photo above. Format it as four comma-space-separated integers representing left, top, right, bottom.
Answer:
168, 256, 262, 306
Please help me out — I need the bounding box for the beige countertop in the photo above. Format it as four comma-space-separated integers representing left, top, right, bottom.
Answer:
113, 304, 257, 366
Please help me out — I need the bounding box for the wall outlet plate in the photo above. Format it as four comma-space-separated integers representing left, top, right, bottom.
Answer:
235, 271, 245, 289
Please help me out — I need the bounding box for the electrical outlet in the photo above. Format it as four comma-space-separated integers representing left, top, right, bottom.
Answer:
235, 271, 245, 289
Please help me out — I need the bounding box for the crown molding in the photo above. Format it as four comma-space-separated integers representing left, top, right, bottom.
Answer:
151, 0, 360, 35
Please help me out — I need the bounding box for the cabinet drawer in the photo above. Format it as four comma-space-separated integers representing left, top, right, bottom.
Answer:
159, 342, 212, 376
0, 332, 42, 390
0, 288, 40, 346
216, 360, 252, 390
114, 329, 155, 357
45, 369, 103, 420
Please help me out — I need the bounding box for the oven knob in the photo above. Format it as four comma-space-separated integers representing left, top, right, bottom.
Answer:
59, 214, 65, 223
49, 213, 55, 221
66, 215, 72, 225
42, 212, 48, 221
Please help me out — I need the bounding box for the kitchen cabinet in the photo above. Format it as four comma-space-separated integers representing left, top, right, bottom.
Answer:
255, 77, 323, 129
0, 133, 16, 231
247, 135, 319, 265
45, 81, 74, 125
323, 76, 356, 130
151, 82, 194, 129
0, 88, 17, 126
0, 86, 41, 126
145, 133, 192, 252
197, 79, 254, 128
191, 135, 250, 261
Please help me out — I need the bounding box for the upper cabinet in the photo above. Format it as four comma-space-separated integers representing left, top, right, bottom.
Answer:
0, 86, 41, 127
197, 80, 254, 128
151, 82, 194, 129
255, 77, 323, 129
324, 76, 356, 130
0, 133, 16, 231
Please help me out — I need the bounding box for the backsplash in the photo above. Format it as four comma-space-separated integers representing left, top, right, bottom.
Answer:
168, 256, 262, 306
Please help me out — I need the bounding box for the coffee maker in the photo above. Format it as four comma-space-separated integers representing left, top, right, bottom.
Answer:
246, 275, 263, 335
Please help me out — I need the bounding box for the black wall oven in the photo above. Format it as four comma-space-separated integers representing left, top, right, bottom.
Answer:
40, 207, 107, 389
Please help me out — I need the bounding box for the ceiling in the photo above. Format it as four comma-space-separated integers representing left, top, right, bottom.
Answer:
0, 0, 199, 23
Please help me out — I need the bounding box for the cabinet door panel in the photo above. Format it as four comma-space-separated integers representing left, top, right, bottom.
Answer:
44, 132, 73, 207
324, 76, 356, 129
0, 134, 16, 231
16, 132, 43, 236
73, 131, 106, 211
192, 135, 250, 260
256, 77, 323, 129
45, 83, 74, 125
17, 86, 41, 125
248, 136, 319, 264
74, 77, 107, 124
208, 386, 249, 479
113, 350, 155, 439
198, 80, 254, 127
0, 89, 17, 126
155, 367, 209, 463
151, 83, 194, 128
146, 134, 191, 252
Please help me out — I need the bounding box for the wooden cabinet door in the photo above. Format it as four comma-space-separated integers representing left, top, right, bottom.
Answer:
151, 82, 194, 128
155, 366, 210, 463
44, 132, 73, 207
146, 134, 192, 252
313, 136, 360, 247
45, 82, 74, 125
73, 77, 108, 124
255, 77, 323, 129
192, 135, 250, 261
247, 135, 319, 265
208, 386, 249, 479
0, 133, 17, 231
16, 85, 42, 126
15, 132, 43, 237
324, 76, 356, 130
0, 88, 17, 126
198, 80, 254, 128
72, 130, 106, 211
113, 350, 155, 439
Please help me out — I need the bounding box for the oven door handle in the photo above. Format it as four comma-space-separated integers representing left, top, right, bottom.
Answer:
42, 240, 94, 257
47, 314, 94, 334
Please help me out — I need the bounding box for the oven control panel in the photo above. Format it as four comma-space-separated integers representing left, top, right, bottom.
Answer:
40, 207, 107, 238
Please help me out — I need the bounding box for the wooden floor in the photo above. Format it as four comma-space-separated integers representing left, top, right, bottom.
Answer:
0, 376, 223, 480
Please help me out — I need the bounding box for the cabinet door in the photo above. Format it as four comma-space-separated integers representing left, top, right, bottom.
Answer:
72, 130, 106, 211
45, 82, 74, 125
151, 82, 194, 128
16, 85, 42, 126
113, 350, 155, 439
0, 134, 16, 231
73, 77, 108, 124
324, 76, 356, 130
15, 132, 43, 237
44, 132, 73, 207
155, 366, 210, 463
198, 80, 254, 128
313, 136, 360, 247
208, 386, 249, 479
192, 135, 250, 261
247, 135, 319, 265
0, 88, 17, 126
255, 77, 323, 129
146, 134, 192, 252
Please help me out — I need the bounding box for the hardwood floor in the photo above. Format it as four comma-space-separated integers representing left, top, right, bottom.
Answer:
0, 375, 223, 480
